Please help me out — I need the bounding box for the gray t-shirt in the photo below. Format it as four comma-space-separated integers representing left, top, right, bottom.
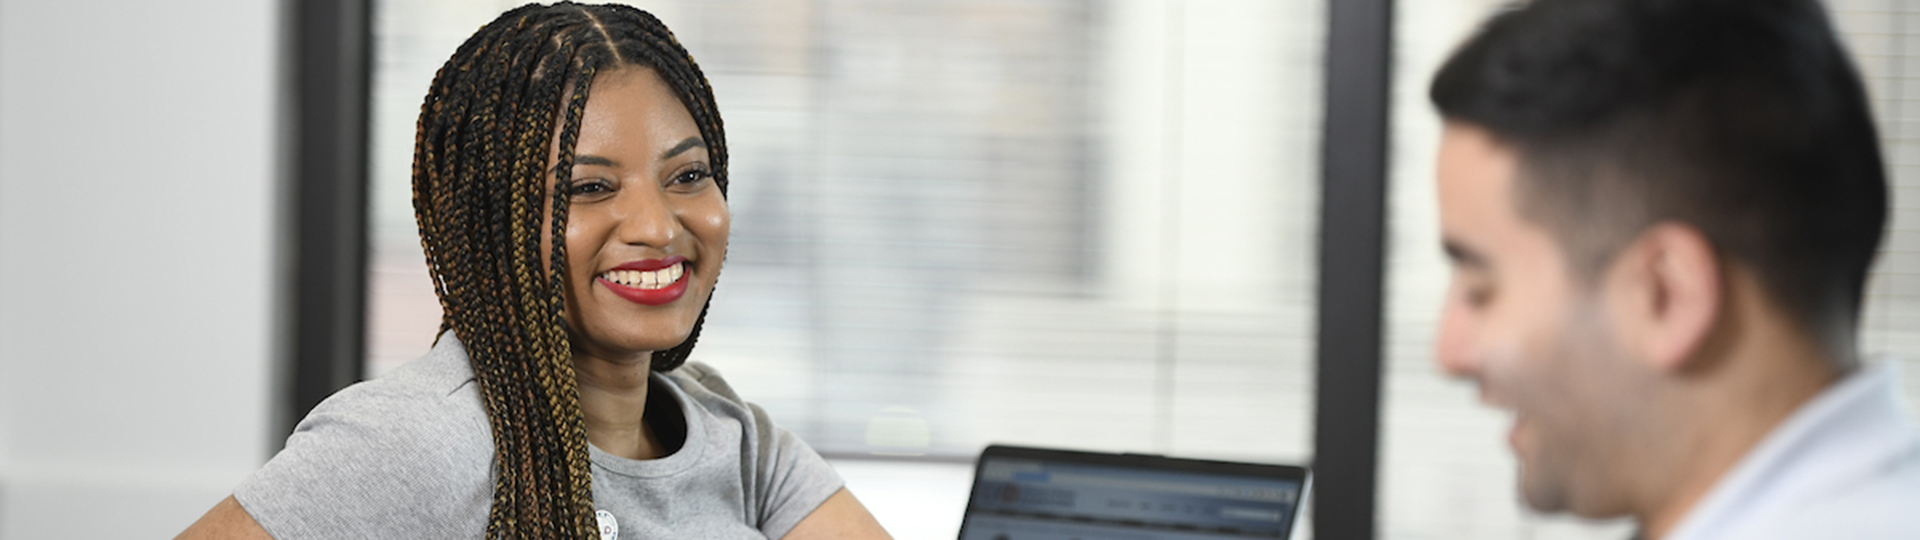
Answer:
235, 333, 843, 539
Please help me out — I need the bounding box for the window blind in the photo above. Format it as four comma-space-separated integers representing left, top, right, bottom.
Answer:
1838, 0, 1920, 415
366, 0, 1325, 465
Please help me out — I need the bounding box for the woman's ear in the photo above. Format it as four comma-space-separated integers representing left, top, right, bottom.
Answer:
1606, 222, 1723, 373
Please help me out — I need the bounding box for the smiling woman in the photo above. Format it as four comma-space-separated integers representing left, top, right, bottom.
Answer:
547, 68, 727, 375
177, 3, 889, 539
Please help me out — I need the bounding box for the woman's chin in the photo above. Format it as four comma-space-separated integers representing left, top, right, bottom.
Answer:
568, 332, 689, 362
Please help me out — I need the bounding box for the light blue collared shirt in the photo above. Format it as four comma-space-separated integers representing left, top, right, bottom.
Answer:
1660, 359, 1920, 540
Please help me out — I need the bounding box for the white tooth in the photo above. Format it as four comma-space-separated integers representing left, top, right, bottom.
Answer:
641, 271, 658, 288
672, 263, 684, 281
622, 270, 639, 286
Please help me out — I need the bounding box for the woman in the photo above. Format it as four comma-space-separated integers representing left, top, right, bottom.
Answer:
180, 3, 891, 538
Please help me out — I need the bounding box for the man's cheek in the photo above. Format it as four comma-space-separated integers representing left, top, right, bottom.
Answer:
1479, 334, 1529, 382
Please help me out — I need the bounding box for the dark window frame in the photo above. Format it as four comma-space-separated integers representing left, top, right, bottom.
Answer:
279, 0, 372, 444
1312, 0, 1394, 538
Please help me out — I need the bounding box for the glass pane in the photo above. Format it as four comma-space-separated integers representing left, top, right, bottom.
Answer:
1381, 1, 1920, 538
367, 0, 1323, 470
1836, 0, 1920, 415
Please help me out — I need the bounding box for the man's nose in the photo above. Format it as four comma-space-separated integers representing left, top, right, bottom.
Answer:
1434, 299, 1480, 378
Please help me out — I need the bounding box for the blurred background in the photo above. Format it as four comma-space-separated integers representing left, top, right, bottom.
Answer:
0, 0, 1915, 539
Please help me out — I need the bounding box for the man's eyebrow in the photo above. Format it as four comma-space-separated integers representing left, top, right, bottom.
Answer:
660, 137, 707, 161
1443, 238, 1488, 269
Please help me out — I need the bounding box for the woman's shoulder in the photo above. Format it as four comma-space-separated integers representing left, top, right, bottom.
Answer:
663, 360, 745, 403
656, 361, 797, 452
658, 361, 775, 437
235, 333, 494, 537
280, 331, 491, 458
303, 333, 487, 432
655, 361, 845, 534
362, 332, 483, 397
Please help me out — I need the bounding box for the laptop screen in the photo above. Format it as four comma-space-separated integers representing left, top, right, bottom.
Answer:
959, 446, 1309, 540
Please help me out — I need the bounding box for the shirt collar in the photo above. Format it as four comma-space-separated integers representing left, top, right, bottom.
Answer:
1660, 359, 1919, 540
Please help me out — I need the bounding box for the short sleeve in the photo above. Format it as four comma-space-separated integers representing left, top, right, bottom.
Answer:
671, 362, 845, 538
233, 377, 496, 539
746, 401, 846, 537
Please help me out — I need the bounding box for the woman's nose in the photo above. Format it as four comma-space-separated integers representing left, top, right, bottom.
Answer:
612, 185, 680, 248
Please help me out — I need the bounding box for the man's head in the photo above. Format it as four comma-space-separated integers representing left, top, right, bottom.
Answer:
1430, 0, 1886, 519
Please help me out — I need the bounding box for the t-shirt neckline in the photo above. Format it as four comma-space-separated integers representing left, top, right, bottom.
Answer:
586, 370, 711, 479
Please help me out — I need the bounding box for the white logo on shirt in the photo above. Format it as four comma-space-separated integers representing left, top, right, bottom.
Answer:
595, 509, 618, 540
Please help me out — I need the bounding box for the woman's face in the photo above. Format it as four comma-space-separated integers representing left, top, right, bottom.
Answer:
543, 66, 729, 364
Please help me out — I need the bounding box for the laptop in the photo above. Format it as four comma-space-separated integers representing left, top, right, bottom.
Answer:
958, 445, 1311, 540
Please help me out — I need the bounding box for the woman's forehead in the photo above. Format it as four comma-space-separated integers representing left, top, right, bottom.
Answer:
553, 67, 703, 163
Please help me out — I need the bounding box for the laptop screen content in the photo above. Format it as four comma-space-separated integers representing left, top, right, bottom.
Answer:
960, 450, 1305, 540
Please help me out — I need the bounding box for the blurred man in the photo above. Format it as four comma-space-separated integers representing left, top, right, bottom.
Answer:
1429, 0, 1920, 538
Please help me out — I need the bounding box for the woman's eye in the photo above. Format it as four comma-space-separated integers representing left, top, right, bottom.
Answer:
669, 167, 713, 188
567, 179, 613, 197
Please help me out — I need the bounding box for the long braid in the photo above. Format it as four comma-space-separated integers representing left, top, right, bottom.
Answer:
411, 3, 730, 538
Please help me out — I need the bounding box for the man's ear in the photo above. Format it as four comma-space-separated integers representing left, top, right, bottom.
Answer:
1606, 222, 1722, 372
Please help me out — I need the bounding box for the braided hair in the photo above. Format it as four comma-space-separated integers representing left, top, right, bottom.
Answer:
410, 3, 728, 537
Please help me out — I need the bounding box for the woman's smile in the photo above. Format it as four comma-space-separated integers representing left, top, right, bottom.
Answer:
598, 257, 691, 305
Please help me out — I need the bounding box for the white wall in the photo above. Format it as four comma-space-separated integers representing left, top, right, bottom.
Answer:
0, 0, 281, 537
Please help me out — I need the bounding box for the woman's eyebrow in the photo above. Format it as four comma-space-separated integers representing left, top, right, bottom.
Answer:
575, 155, 618, 167
562, 139, 703, 171
660, 137, 707, 160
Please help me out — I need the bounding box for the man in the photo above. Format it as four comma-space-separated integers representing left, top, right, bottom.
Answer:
1429, 0, 1920, 538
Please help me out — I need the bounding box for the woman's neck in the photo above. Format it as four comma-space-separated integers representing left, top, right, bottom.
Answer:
573, 352, 667, 460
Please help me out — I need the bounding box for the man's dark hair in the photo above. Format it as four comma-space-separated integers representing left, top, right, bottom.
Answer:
1432, 0, 1888, 334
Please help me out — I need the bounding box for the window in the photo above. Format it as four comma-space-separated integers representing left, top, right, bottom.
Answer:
1839, 0, 1920, 414
366, 0, 1324, 469
353, 1, 1920, 539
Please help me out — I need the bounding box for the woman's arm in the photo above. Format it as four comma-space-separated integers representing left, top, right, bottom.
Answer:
175, 495, 272, 540
781, 488, 893, 540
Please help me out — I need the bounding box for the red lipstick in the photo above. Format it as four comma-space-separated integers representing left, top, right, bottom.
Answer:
597, 256, 690, 306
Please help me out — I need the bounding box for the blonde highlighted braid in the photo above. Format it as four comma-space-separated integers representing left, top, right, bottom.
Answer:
410, 3, 728, 537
